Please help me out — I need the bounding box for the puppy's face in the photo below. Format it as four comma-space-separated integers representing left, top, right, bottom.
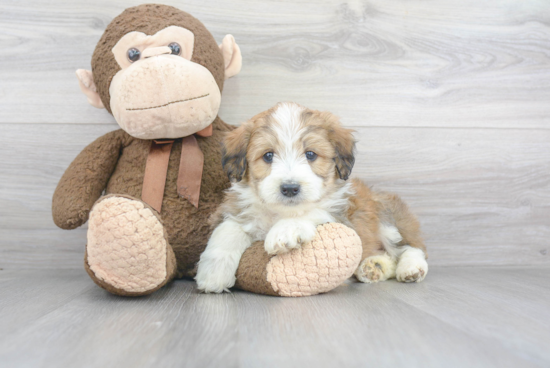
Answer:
222, 102, 355, 208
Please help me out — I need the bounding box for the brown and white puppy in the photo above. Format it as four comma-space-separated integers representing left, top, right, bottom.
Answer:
195, 102, 428, 293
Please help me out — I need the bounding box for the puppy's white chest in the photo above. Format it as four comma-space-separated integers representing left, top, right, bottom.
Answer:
240, 211, 279, 242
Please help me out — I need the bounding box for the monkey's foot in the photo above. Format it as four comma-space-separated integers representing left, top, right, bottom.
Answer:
235, 223, 362, 297
85, 195, 176, 296
355, 253, 397, 283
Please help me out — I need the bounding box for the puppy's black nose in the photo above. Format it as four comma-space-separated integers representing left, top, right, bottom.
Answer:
280, 183, 300, 197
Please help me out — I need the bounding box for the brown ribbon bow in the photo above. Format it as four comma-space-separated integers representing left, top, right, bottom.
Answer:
141, 124, 212, 212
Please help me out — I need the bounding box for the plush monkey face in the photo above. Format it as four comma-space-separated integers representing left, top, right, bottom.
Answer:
76, 5, 241, 140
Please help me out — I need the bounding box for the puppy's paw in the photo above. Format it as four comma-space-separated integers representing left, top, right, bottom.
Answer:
396, 262, 427, 283
355, 254, 397, 283
195, 258, 236, 293
264, 219, 317, 255
396, 247, 428, 283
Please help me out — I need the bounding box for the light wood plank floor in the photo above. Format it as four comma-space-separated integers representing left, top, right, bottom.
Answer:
1, 267, 549, 368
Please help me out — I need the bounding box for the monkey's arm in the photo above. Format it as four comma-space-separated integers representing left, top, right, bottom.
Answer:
52, 130, 125, 230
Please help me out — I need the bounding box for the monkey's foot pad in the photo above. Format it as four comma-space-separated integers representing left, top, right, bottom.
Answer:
266, 223, 363, 297
86, 195, 172, 295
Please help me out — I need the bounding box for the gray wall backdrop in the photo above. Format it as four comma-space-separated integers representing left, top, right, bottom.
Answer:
1, 0, 549, 269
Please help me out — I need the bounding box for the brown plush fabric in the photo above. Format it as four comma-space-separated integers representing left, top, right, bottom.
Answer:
53, 5, 246, 295
52, 130, 125, 229
92, 4, 225, 113
54, 117, 235, 279
234, 242, 279, 296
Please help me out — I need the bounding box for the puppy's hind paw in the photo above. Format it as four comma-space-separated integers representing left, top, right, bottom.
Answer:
396, 247, 428, 283
355, 254, 397, 283
396, 263, 427, 283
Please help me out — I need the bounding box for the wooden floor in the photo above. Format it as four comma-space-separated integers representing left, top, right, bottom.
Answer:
1, 267, 549, 368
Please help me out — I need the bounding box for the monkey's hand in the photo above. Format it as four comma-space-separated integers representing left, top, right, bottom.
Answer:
52, 130, 125, 230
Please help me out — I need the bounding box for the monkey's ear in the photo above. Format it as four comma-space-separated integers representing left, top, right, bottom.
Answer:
219, 35, 242, 80
76, 69, 105, 109
221, 123, 250, 182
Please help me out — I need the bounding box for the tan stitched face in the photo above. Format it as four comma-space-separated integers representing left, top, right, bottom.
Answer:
223, 103, 355, 208
109, 26, 221, 139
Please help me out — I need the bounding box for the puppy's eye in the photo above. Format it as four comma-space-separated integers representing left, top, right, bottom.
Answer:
263, 152, 274, 163
168, 42, 181, 55
127, 48, 141, 62
305, 151, 318, 161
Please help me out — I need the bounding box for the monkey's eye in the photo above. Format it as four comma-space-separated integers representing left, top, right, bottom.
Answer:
263, 152, 274, 163
168, 42, 181, 56
305, 151, 318, 161
127, 48, 141, 62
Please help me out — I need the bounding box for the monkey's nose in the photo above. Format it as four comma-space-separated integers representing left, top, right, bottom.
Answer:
142, 46, 172, 59
280, 183, 300, 197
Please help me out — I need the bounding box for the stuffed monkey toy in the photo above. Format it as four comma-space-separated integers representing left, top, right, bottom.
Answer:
52, 4, 362, 297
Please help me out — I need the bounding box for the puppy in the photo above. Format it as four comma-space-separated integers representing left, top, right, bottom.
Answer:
195, 102, 428, 293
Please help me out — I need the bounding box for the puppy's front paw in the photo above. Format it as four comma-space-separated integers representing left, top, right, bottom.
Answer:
195, 258, 236, 293
264, 219, 317, 255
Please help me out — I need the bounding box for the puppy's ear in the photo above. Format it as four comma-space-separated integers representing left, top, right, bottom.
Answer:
327, 117, 356, 180
222, 122, 251, 182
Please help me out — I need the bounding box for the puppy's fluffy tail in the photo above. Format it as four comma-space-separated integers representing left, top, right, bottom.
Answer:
378, 223, 404, 259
